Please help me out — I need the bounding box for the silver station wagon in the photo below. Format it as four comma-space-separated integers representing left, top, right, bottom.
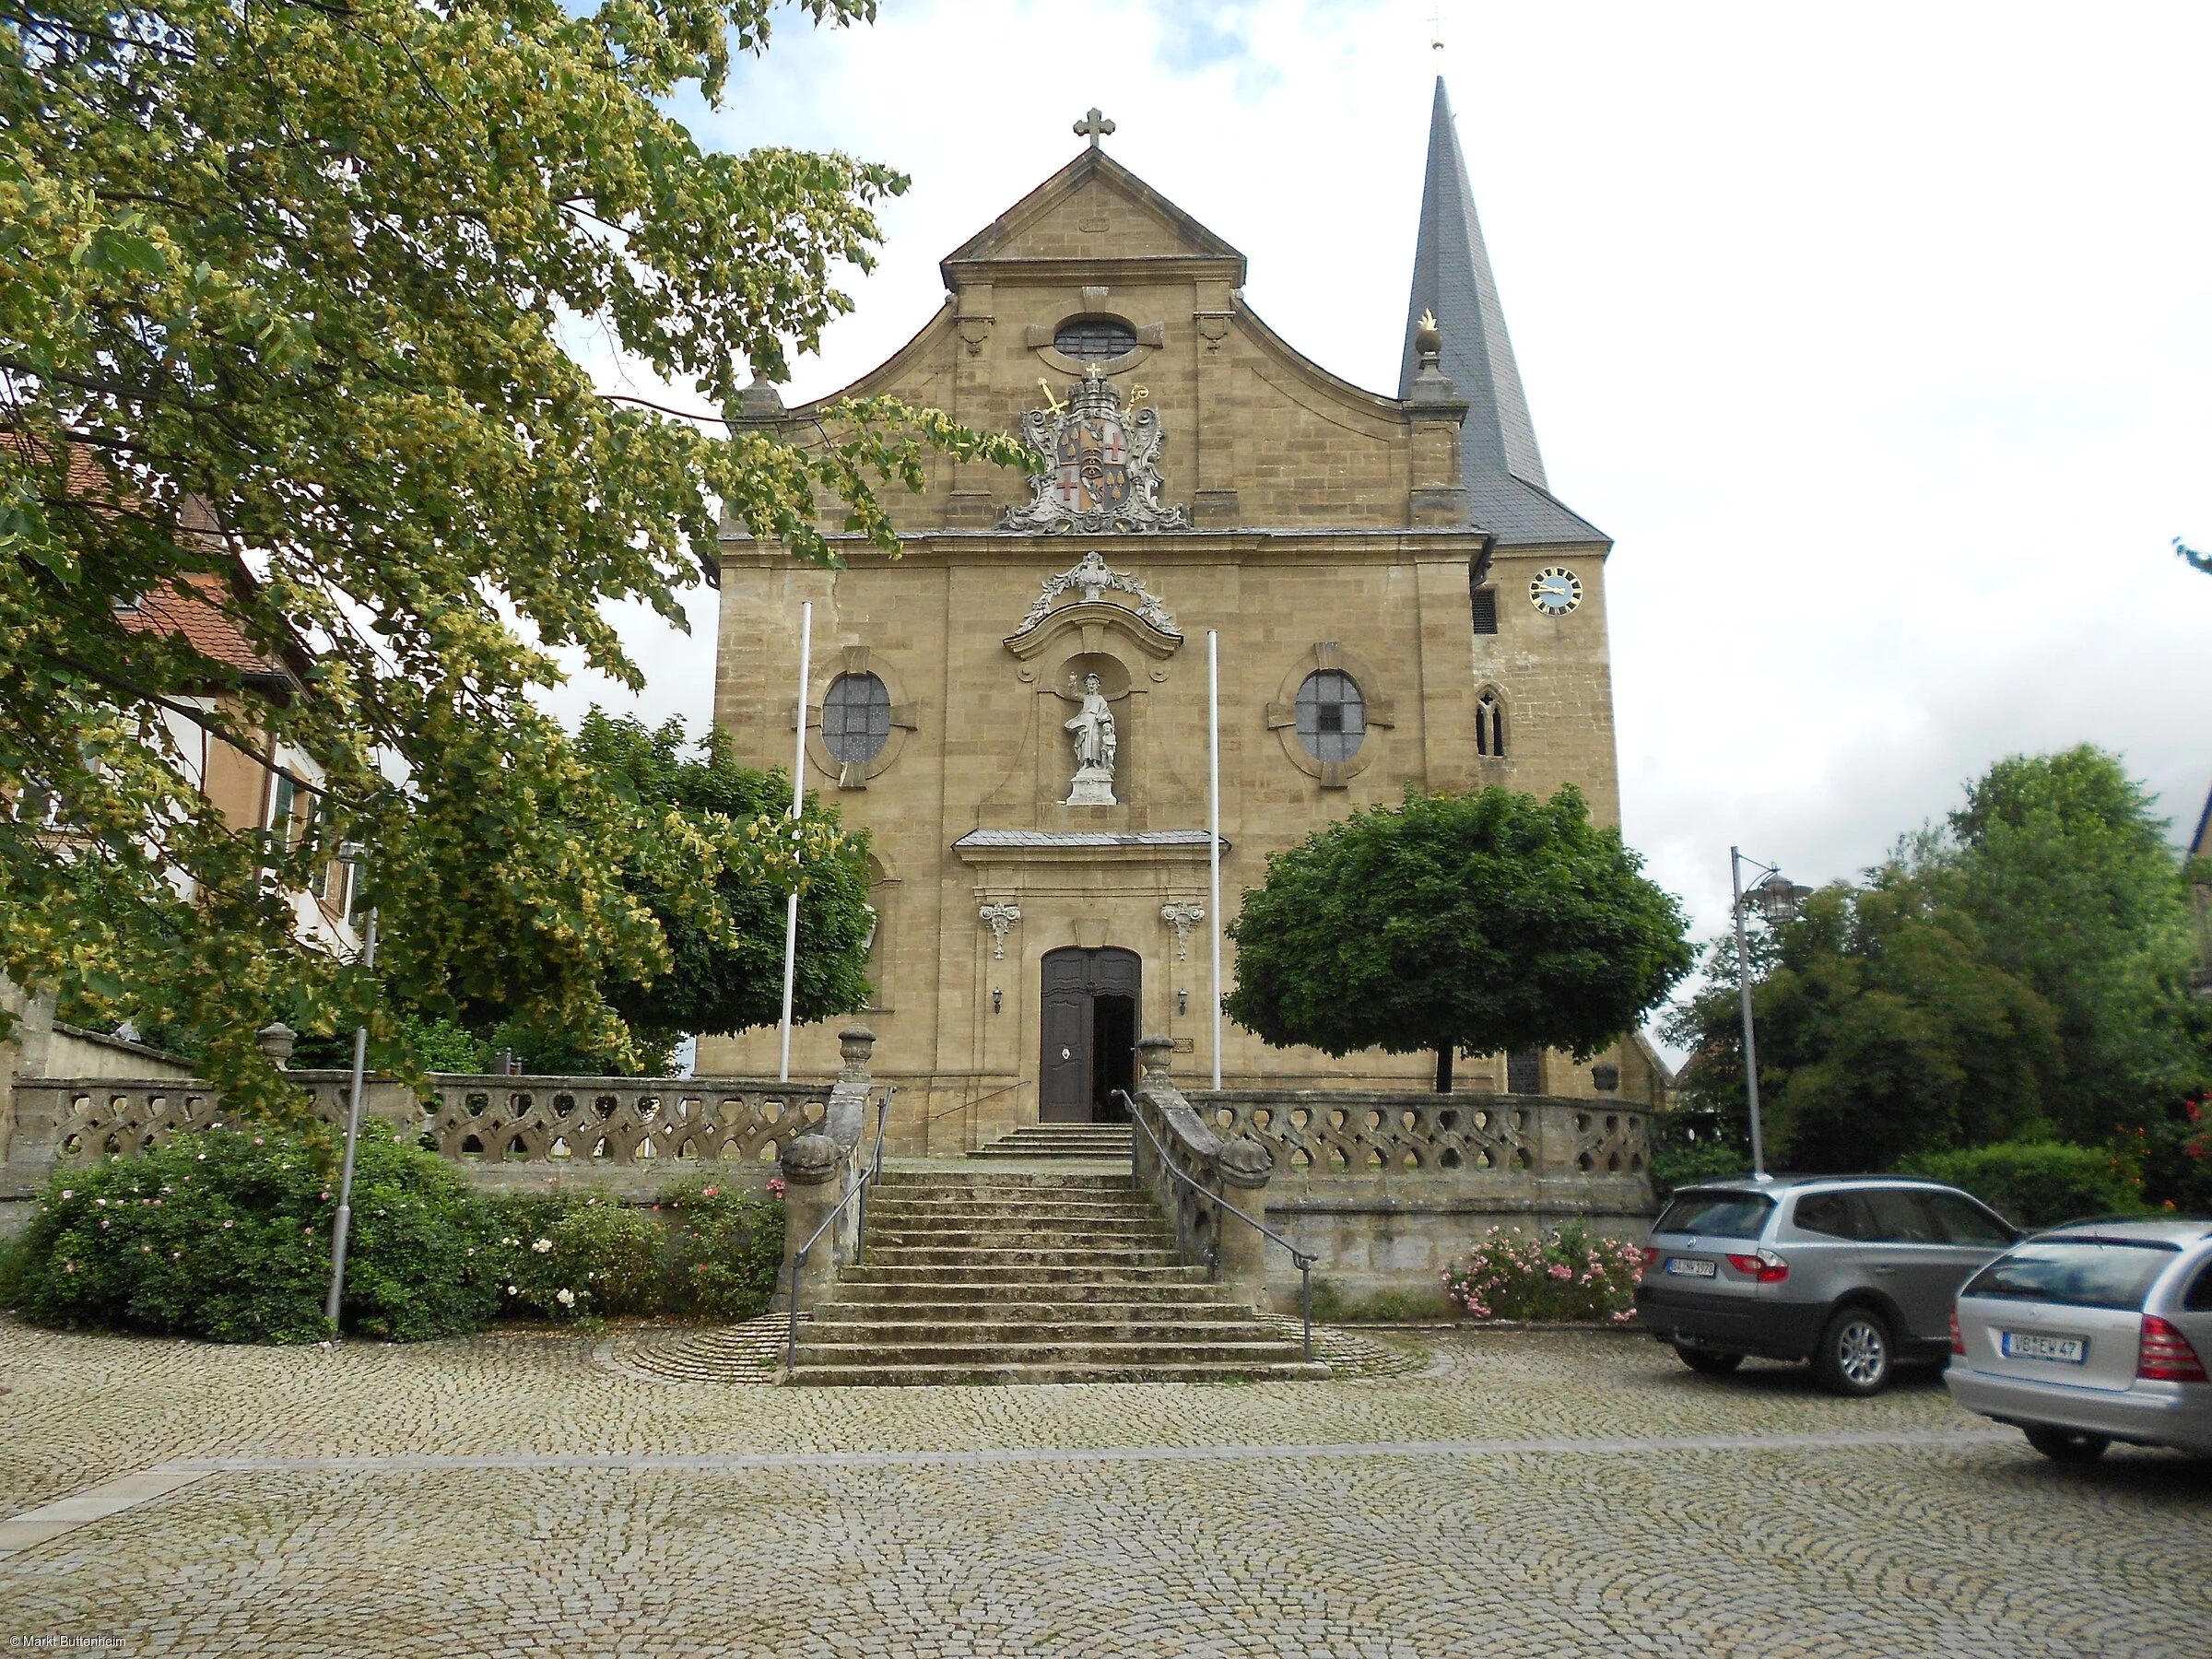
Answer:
1635, 1176, 2019, 1394
1946, 1219, 2212, 1461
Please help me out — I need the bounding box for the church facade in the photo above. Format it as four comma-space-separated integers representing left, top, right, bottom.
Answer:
697, 81, 1668, 1149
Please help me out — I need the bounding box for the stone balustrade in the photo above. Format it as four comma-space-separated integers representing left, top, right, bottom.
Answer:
1190, 1089, 1651, 1182
1180, 1087, 1655, 1308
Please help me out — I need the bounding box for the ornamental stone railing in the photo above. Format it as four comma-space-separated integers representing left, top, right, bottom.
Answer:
1188, 1089, 1650, 1184
1, 1028, 883, 1206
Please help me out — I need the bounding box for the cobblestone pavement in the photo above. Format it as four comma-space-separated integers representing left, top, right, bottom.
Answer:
1, 1317, 2206, 1656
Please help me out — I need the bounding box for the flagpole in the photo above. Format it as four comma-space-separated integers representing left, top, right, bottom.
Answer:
777, 601, 812, 1082
1207, 629, 1222, 1091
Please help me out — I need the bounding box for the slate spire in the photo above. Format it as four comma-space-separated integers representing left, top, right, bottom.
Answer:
1399, 76, 1602, 546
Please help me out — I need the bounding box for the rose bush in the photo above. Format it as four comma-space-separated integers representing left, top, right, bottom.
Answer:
1442, 1222, 1643, 1324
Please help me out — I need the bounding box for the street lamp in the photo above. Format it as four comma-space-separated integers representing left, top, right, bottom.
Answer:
325, 842, 377, 1332
1729, 849, 1809, 1182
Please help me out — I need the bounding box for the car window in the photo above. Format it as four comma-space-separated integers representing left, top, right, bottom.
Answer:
1653, 1191, 1775, 1241
1857, 1187, 1941, 1243
1792, 1191, 1857, 1239
2187, 1260, 2212, 1313
1963, 1240, 2182, 1311
1921, 1192, 2014, 1247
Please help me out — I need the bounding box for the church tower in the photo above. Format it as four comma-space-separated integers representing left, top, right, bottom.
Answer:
696, 88, 1650, 1142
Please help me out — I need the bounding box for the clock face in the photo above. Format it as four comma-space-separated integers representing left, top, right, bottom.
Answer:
1529, 567, 1583, 616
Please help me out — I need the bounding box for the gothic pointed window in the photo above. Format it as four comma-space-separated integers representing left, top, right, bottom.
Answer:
1053, 316, 1136, 359
1477, 692, 1506, 758
1295, 670, 1366, 763
823, 673, 892, 765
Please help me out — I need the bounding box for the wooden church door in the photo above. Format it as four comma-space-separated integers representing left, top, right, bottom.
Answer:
1038, 947, 1141, 1123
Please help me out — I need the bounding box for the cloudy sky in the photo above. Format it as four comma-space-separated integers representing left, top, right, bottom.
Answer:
559, 0, 2211, 1004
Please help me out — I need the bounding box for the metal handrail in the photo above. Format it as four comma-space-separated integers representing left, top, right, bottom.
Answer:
1113, 1088, 1318, 1363
782, 1086, 895, 1373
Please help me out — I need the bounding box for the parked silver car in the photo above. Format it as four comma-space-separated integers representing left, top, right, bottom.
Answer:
1945, 1218, 2212, 1461
1635, 1176, 2019, 1394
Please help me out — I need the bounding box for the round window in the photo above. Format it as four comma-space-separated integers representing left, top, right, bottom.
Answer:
822, 673, 891, 765
1294, 670, 1366, 763
1053, 316, 1137, 360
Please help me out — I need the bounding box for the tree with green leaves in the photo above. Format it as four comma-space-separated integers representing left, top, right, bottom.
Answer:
1224, 785, 1693, 1092
0, 0, 1023, 1117
572, 709, 873, 1042
1665, 747, 2212, 1171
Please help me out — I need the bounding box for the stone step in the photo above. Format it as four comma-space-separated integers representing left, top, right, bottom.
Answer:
864, 1245, 1184, 1269
828, 1277, 1225, 1304
810, 1299, 1253, 1325
800, 1315, 1281, 1345
793, 1337, 1308, 1368
865, 1199, 1161, 1222
785, 1359, 1332, 1387
838, 1263, 1212, 1288
877, 1170, 1133, 1192
865, 1227, 1171, 1253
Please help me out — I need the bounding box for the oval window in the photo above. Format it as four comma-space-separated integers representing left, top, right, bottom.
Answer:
1295, 670, 1366, 763
822, 673, 892, 764
1053, 316, 1137, 359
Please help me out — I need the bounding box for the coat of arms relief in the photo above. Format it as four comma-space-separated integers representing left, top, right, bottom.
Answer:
999, 367, 1192, 533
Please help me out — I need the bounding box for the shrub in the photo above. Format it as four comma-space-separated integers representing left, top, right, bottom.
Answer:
656, 1181, 784, 1322
6, 1124, 493, 1343
1442, 1221, 1643, 1323
1898, 1140, 2143, 1229
2141, 1097, 2212, 1218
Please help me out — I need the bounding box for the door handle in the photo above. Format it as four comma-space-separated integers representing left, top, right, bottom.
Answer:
1872, 1265, 1900, 1275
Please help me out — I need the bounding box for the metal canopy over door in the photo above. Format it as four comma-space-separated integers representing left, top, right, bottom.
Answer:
1039, 947, 1141, 1124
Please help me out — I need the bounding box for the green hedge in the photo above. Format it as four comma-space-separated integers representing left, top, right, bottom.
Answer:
1897, 1141, 2142, 1230
3, 1124, 785, 1343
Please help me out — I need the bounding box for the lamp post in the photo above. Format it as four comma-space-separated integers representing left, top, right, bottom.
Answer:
325, 842, 377, 1332
1728, 849, 1811, 1182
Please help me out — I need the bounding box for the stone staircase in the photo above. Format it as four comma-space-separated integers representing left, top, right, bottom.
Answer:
786, 1168, 1329, 1385
971, 1123, 1134, 1159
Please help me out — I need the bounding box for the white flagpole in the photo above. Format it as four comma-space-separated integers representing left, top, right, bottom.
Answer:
777, 600, 812, 1082
1207, 629, 1222, 1091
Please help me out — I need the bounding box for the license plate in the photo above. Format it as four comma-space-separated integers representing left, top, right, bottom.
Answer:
2000, 1331, 2087, 1364
1665, 1257, 1717, 1277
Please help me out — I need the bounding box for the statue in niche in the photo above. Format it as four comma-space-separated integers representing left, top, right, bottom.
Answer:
1062, 672, 1118, 807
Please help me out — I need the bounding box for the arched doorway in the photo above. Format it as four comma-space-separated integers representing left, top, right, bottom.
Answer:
1039, 947, 1141, 1123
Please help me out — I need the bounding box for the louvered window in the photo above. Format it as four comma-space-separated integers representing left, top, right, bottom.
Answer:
1472, 586, 1499, 635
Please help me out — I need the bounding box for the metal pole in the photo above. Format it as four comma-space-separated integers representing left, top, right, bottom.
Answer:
324, 906, 379, 1331
778, 601, 813, 1082
1730, 847, 1769, 1182
1207, 629, 1222, 1091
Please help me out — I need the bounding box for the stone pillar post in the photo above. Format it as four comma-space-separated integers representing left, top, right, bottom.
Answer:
1212, 1137, 1275, 1312
1130, 1033, 1175, 1205
826, 1025, 876, 1150
775, 1132, 846, 1313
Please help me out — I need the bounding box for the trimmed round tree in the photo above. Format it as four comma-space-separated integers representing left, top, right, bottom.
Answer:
1224, 785, 1692, 1091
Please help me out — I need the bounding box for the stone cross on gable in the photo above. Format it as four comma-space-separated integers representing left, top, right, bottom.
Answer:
1074, 108, 1115, 150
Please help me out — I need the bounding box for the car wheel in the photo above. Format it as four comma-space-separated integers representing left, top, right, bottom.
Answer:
1674, 1345, 1744, 1374
2022, 1425, 2111, 1463
1811, 1306, 1893, 1396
